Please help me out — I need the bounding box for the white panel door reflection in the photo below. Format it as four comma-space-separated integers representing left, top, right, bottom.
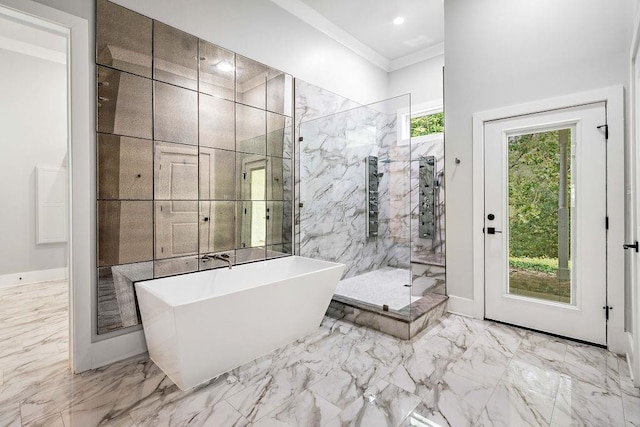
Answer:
155, 142, 198, 259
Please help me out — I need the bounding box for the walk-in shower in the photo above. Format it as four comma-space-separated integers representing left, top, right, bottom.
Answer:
296, 89, 447, 338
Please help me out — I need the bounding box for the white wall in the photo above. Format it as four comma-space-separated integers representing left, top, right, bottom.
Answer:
0, 48, 67, 278
444, 0, 634, 303
388, 54, 443, 106
125, 0, 389, 105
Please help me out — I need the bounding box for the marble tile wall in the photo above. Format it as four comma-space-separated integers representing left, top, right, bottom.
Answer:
410, 138, 446, 294
95, 0, 293, 334
411, 139, 445, 257
297, 94, 412, 279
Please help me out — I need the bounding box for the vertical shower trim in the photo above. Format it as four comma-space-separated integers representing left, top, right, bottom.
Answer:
366, 156, 380, 238
419, 155, 436, 239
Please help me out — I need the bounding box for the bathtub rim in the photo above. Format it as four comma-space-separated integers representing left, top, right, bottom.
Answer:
135, 255, 345, 308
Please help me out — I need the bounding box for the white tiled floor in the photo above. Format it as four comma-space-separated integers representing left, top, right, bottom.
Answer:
1, 280, 640, 426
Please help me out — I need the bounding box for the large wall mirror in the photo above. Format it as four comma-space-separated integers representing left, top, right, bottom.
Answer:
95, 0, 293, 334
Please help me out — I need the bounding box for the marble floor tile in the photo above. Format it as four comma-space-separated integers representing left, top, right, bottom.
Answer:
623, 387, 640, 427
446, 335, 511, 388
0, 401, 21, 427
550, 375, 624, 426
24, 413, 65, 427
252, 390, 341, 427
3, 281, 640, 427
419, 371, 496, 426
385, 348, 455, 399
325, 380, 421, 427
477, 379, 555, 427
226, 363, 319, 423
503, 358, 562, 399
562, 341, 621, 394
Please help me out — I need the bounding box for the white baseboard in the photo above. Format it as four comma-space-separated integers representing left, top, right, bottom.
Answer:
0, 267, 68, 288
90, 330, 148, 371
446, 295, 477, 318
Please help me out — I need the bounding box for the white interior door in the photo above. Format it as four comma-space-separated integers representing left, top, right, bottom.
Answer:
155, 143, 198, 259
484, 102, 607, 345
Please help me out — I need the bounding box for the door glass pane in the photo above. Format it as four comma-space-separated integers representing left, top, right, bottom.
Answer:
508, 129, 572, 304
251, 168, 266, 247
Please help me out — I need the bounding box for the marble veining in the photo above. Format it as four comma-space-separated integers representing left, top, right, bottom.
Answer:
297, 92, 411, 280
2, 279, 640, 427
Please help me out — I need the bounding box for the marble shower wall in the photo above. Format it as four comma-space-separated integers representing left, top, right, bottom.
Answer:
411, 139, 445, 260
410, 138, 446, 296
297, 93, 411, 279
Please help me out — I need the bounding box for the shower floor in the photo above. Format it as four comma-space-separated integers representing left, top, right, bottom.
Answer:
334, 267, 420, 311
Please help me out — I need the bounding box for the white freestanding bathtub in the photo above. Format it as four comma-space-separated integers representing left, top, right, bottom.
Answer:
135, 256, 345, 390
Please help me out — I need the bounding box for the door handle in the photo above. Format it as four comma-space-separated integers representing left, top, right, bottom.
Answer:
486, 227, 502, 235
623, 241, 639, 252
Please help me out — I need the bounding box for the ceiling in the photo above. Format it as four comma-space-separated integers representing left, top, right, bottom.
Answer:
271, 0, 444, 72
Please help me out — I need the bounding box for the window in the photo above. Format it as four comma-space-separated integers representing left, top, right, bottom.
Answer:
411, 111, 444, 137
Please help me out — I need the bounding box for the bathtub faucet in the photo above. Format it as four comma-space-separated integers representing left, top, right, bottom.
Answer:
212, 253, 232, 270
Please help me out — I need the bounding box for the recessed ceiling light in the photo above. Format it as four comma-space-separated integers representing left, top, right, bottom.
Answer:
216, 61, 234, 72
393, 16, 405, 25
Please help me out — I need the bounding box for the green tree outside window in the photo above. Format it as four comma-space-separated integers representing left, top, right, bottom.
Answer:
411, 112, 444, 137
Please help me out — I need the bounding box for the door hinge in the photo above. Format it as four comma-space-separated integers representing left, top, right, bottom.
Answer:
603, 305, 612, 320
606, 216, 609, 229
597, 124, 609, 140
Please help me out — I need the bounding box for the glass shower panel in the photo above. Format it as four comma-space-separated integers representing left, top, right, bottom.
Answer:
298, 95, 413, 320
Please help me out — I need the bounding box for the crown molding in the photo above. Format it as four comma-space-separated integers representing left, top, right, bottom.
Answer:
389, 42, 444, 72
269, 0, 391, 71
0, 34, 65, 64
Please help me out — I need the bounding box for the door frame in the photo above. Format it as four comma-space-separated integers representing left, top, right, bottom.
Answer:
471, 86, 625, 354
629, 13, 640, 384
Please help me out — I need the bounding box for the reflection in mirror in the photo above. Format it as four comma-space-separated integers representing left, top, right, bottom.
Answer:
266, 244, 292, 259
154, 81, 198, 145
97, 66, 152, 139
96, 0, 152, 78
154, 256, 198, 278
267, 68, 292, 116
98, 133, 152, 200
266, 157, 293, 201
199, 94, 235, 151
97, 261, 153, 334
199, 250, 236, 270
236, 247, 266, 264
267, 201, 288, 246
199, 40, 235, 101
237, 153, 267, 201
236, 55, 266, 109
153, 21, 198, 90
155, 201, 198, 259
236, 104, 266, 155
237, 201, 266, 249
267, 112, 293, 158
199, 147, 235, 200
154, 142, 198, 200
199, 201, 235, 253
98, 201, 153, 266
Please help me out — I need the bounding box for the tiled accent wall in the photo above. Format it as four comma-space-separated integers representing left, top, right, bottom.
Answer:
297, 97, 411, 279
96, 0, 293, 334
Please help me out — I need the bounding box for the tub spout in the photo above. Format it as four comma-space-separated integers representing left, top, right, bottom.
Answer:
213, 253, 232, 269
